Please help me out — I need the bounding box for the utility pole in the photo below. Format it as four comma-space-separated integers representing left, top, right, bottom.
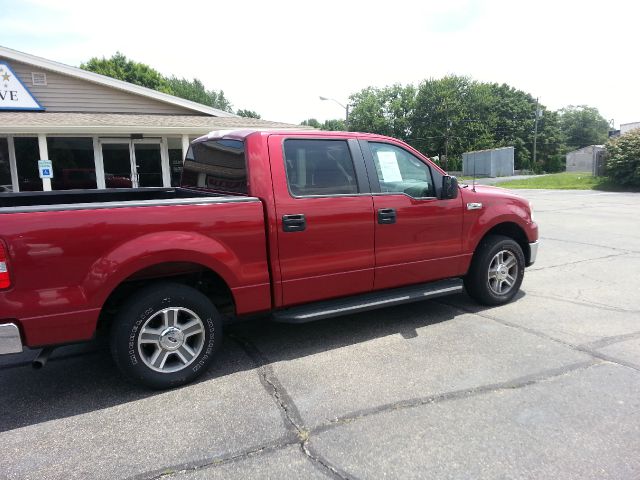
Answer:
345, 104, 350, 131
532, 97, 539, 171
444, 119, 451, 171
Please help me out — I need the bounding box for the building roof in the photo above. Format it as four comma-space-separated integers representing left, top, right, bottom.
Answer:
566, 145, 604, 155
0, 45, 236, 117
0, 112, 308, 135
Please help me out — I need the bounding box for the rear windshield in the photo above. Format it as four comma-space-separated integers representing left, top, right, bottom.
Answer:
181, 139, 247, 194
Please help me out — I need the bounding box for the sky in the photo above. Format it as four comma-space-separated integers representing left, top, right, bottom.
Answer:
0, 0, 638, 127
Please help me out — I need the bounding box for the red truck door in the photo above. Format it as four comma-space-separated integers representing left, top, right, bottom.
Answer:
359, 140, 465, 291
267, 135, 375, 306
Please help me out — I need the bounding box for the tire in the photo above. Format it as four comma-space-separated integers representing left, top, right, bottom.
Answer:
110, 282, 222, 389
464, 234, 525, 306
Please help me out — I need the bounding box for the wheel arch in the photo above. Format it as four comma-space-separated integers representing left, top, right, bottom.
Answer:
472, 222, 531, 265
96, 260, 236, 334
82, 231, 245, 334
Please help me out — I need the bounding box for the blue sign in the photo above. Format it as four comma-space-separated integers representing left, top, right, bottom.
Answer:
38, 160, 53, 179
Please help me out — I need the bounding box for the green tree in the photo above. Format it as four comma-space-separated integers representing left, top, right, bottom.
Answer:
81, 52, 171, 93
164, 76, 232, 111
321, 119, 346, 131
348, 76, 563, 172
558, 105, 610, 150
410, 75, 493, 169
605, 128, 640, 187
348, 84, 416, 140
300, 118, 322, 128
299, 118, 345, 130
81, 53, 234, 112
236, 109, 261, 119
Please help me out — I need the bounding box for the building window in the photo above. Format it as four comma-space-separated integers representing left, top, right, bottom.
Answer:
31, 72, 47, 86
14, 137, 41, 191
47, 137, 97, 190
0, 138, 13, 192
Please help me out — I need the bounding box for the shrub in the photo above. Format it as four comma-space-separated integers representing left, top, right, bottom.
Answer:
606, 129, 640, 187
543, 154, 565, 173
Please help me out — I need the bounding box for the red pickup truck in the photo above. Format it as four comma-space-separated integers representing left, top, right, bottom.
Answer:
0, 130, 538, 388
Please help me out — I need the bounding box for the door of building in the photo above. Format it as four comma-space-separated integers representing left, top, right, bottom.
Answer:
100, 139, 164, 188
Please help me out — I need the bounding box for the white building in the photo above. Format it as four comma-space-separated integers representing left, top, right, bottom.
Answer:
565, 145, 604, 173
0, 46, 303, 193
462, 147, 514, 177
620, 122, 640, 135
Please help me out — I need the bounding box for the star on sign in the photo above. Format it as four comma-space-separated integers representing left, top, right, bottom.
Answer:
1, 73, 9, 82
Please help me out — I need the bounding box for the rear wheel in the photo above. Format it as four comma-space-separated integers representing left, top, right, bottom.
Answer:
464, 235, 525, 306
110, 282, 222, 389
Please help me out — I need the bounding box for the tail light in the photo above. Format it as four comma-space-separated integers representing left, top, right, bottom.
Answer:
0, 242, 10, 289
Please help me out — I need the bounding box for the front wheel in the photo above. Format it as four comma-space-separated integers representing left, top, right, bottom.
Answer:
464, 235, 525, 306
110, 282, 222, 389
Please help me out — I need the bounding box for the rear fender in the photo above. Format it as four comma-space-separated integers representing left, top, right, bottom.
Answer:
82, 231, 241, 308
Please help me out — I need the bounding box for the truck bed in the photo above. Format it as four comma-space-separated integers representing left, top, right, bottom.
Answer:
0, 187, 237, 213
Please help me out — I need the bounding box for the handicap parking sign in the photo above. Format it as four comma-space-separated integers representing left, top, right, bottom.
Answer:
38, 160, 54, 179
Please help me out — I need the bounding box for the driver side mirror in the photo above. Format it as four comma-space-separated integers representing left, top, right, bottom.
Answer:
441, 175, 459, 200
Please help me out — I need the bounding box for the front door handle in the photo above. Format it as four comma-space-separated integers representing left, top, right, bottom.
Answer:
282, 214, 306, 232
377, 208, 397, 224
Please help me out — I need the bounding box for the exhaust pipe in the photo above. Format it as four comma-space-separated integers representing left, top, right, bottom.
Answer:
32, 346, 55, 369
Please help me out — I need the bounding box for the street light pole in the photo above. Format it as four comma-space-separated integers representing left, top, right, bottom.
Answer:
319, 96, 349, 130
532, 97, 540, 171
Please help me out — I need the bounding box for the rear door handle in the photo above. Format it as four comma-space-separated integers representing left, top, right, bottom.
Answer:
282, 214, 306, 232
377, 208, 397, 224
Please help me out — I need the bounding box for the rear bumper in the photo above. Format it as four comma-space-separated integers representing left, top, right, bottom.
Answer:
528, 241, 539, 266
0, 323, 23, 355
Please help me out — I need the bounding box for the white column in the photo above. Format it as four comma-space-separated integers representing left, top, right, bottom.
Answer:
160, 137, 171, 187
181, 134, 190, 162
93, 137, 106, 189
37, 133, 51, 191
7, 136, 19, 192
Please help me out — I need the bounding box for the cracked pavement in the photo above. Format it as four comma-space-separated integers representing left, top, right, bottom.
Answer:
1, 189, 639, 479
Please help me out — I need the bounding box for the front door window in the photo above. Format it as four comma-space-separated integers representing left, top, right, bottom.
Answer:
102, 142, 134, 188
0, 138, 13, 192
134, 143, 163, 187
101, 140, 164, 188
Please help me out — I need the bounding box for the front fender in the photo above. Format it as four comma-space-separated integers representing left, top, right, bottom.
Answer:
462, 187, 537, 254
82, 231, 244, 308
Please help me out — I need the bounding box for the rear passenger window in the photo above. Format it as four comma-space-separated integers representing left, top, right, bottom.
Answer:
283, 139, 359, 196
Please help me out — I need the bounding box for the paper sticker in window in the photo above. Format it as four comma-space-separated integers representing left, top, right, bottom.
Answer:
377, 151, 403, 182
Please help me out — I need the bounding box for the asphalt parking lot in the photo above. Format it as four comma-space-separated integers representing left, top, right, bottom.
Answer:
1, 189, 639, 480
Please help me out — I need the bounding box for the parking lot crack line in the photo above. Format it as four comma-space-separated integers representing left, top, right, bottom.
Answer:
126, 438, 298, 480
228, 333, 305, 436
301, 440, 360, 480
539, 236, 639, 254
228, 333, 358, 479
311, 360, 599, 436
528, 251, 630, 271
579, 330, 640, 350
438, 301, 640, 373
581, 351, 640, 372
518, 292, 639, 314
